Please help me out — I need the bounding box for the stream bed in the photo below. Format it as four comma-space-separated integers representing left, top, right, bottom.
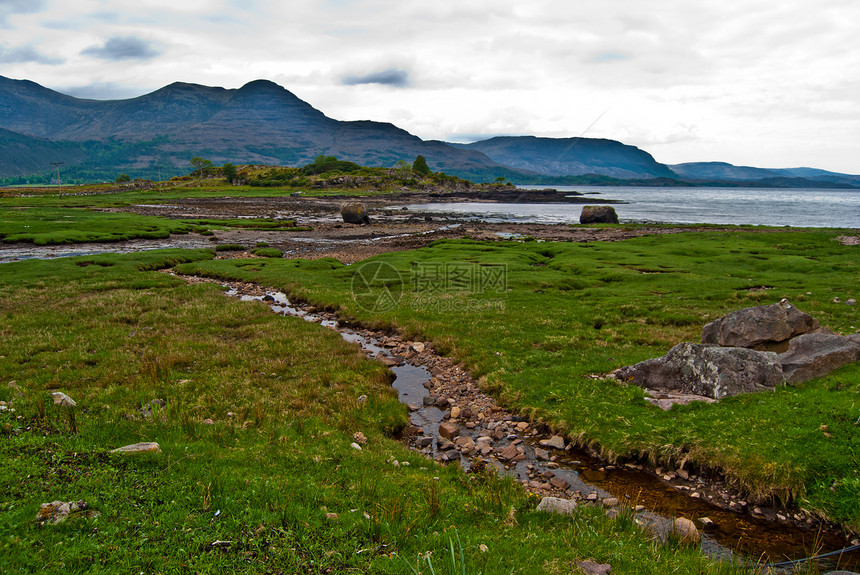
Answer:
209, 280, 859, 573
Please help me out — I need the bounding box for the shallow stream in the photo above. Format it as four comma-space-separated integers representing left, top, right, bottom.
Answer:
220, 283, 859, 573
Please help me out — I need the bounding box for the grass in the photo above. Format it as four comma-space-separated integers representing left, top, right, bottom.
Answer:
173, 229, 860, 529
0, 249, 749, 574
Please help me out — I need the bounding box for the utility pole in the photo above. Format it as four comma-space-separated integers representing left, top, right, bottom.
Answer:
51, 162, 64, 194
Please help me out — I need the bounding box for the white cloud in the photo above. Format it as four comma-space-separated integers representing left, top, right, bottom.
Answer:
0, 0, 858, 173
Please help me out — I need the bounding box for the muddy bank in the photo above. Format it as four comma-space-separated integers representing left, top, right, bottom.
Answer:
173, 273, 860, 571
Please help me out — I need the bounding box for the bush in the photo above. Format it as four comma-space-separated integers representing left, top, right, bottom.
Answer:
115, 174, 131, 183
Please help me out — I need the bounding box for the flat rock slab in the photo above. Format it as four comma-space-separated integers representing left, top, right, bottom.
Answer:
617, 342, 784, 399
701, 300, 819, 351
110, 442, 161, 454
779, 332, 860, 383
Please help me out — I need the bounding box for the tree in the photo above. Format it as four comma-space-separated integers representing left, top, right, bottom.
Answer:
115, 174, 131, 183
222, 163, 237, 184
412, 155, 431, 175
190, 156, 213, 179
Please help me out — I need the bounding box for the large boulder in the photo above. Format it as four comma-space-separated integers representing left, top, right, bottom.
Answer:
616, 342, 784, 399
341, 202, 370, 225
580, 205, 619, 224
778, 332, 860, 383
701, 300, 819, 351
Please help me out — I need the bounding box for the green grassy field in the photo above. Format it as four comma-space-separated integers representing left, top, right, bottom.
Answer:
173, 229, 860, 530
0, 250, 749, 574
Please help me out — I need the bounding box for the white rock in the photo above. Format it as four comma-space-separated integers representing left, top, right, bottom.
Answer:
111, 442, 161, 454
51, 392, 76, 407
536, 496, 576, 515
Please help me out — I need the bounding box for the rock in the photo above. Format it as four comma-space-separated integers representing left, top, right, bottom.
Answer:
51, 392, 76, 407
412, 342, 425, 353
669, 517, 701, 545
454, 435, 476, 454
353, 431, 368, 445
580, 205, 619, 224
450, 406, 461, 419
535, 496, 576, 515
341, 203, 370, 225
778, 332, 860, 383
602, 498, 620, 508
550, 476, 570, 490
202, 418, 214, 425
111, 442, 161, 454
577, 561, 612, 575
35, 500, 94, 524
415, 436, 433, 448
498, 443, 521, 461
541, 435, 566, 450
325, 512, 339, 521
617, 342, 784, 399
356, 394, 367, 404
701, 300, 819, 351
534, 448, 550, 461
438, 421, 459, 440
350, 442, 362, 451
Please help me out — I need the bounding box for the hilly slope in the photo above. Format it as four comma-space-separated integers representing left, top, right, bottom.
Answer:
671, 162, 860, 187
453, 136, 677, 179
0, 76, 508, 181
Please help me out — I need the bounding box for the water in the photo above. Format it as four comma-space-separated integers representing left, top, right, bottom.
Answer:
402, 186, 860, 228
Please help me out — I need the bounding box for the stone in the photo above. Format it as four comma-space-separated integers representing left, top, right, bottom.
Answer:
580, 205, 619, 225
438, 421, 459, 440
577, 561, 613, 575
541, 435, 566, 450
701, 300, 819, 351
454, 435, 476, 454
778, 332, 860, 384
353, 431, 368, 445
340, 203, 370, 225
415, 436, 433, 448
550, 476, 570, 490
412, 342, 425, 353
616, 342, 784, 399
602, 497, 620, 508
534, 448, 550, 461
111, 442, 161, 454
51, 392, 76, 407
450, 406, 461, 419
535, 496, 576, 515
498, 444, 520, 461
669, 517, 701, 545
35, 500, 94, 524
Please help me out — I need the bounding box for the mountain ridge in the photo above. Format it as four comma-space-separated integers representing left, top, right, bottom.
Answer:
0, 75, 857, 186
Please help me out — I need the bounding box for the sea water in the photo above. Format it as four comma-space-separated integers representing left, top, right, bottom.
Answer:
404, 186, 860, 228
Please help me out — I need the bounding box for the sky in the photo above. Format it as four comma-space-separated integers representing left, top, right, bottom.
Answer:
1, 0, 859, 174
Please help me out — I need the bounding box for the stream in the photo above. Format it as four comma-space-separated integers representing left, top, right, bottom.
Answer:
209, 281, 859, 573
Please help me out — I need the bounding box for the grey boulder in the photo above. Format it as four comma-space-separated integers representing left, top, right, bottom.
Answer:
579, 205, 619, 224
701, 300, 819, 351
616, 342, 784, 399
341, 203, 370, 225
778, 332, 860, 383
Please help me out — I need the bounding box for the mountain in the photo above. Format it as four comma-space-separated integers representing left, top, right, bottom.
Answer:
671, 162, 860, 188
0, 76, 510, 181
452, 136, 676, 179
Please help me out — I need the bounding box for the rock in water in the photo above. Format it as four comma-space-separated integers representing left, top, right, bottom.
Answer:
778, 332, 860, 383
579, 205, 619, 224
341, 203, 370, 225
701, 300, 819, 351
616, 342, 784, 399
535, 496, 577, 515
669, 517, 701, 545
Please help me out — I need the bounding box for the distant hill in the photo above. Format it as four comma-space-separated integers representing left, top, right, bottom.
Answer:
1, 75, 857, 187
453, 136, 677, 179
671, 162, 860, 188
0, 76, 510, 181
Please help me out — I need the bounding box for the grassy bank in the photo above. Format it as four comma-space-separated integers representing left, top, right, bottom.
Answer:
173, 229, 860, 529
0, 250, 743, 574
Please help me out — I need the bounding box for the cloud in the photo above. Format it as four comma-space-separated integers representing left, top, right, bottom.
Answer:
342, 68, 410, 87
81, 36, 162, 61
0, 43, 62, 64
0, 0, 45, 26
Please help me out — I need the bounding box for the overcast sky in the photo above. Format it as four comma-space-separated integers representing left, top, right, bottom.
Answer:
2, 0, 859, 174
